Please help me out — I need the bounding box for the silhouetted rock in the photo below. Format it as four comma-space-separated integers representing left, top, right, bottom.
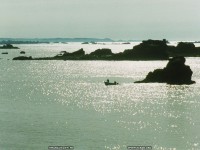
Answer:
76, 48, 114, 60
20, 51, 25, 54
82, 42, 89, 44
135, 56, 195, 84
167, 42, 199, 57
70, 48, 85, 56
53, 48, 85, 60
117, 39, 169, 60
13, 56, 32, 60
177, 42, 195, 51
89, 48, 113, 56
0, 44, 19, 49
122, 42, 130, 44
2, 52, 8, 54
10, 39, 200, 61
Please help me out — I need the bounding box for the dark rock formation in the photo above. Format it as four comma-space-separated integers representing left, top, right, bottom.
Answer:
20, 51, 25, 54
89, 48, 113, 56
78, 48, 114, 60
122, 42, 130, 44
135, 56, 195, 84
167, 42, 198, 56
53, 48, 85, 60
12, 40, 169, 61
82, 42, 89, 44
2, 52, 8, 54
13, 56, 32, 60
0, 44, 19, 49
70, 48, 85, 56
114, 39, 169, 60
11, 39, 200, 61
177, 42, 195, 51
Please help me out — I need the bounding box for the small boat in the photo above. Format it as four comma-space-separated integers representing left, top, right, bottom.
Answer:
104, 79, 118, 86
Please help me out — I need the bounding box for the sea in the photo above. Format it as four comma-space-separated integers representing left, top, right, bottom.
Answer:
0, 42, 200, 150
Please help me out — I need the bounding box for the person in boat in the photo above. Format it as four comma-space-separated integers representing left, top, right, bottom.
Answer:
104, 79, 118, 85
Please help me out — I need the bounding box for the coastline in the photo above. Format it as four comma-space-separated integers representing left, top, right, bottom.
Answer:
11, 39, 200, 61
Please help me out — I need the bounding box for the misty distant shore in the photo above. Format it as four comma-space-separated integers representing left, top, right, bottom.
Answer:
0, 38, 117, 44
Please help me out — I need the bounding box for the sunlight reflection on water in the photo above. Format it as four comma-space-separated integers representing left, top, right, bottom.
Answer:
0, 58, 200, 149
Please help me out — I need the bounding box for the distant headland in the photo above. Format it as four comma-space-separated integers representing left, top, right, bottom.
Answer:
0, 38, 114, 44
12, 39, 200, 61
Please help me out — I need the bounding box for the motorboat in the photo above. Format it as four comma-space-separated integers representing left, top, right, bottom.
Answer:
104, 79, 118, 86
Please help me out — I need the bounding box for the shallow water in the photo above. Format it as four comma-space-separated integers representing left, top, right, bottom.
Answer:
0, 44, 200, 150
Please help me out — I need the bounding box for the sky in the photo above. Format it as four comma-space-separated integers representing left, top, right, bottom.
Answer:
0, 0, 200, 40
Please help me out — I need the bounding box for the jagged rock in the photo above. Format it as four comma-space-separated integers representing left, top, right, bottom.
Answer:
70, 48, 85, 56
10, 39, 200, 61
118, 39, 169, 60
135, 56, 195, 84
53, 48, 85, 60
89, 48, 113, 56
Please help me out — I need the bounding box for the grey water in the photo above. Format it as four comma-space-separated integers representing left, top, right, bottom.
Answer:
0, 43, 200, 150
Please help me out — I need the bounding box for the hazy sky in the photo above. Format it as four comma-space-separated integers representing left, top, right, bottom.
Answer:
0, 0, 200, 40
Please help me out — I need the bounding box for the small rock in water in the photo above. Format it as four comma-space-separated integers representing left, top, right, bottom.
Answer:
20, 51, 26, 54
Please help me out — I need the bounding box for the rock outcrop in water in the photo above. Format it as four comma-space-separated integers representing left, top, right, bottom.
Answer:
12, 39, 170, 60
118, 39, 169, 60
0, 44, 19, 49
12, 39, 200, 61
53, 48, 85, 60
90, 48, 112, 56
20, 51, 26, 54
167, 42, 199, 57
1, 52, 8, 54
135, 56, 195, 84
13, 56, 32, 60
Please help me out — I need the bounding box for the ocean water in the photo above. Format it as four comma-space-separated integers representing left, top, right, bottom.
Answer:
0, 43, 200, 150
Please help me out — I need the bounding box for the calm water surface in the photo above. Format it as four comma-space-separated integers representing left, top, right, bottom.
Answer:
0, 43, 200, 150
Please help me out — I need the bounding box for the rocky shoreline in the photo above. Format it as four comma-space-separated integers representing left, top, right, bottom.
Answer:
12, 39, 200, 61
8, 40, 196, 85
